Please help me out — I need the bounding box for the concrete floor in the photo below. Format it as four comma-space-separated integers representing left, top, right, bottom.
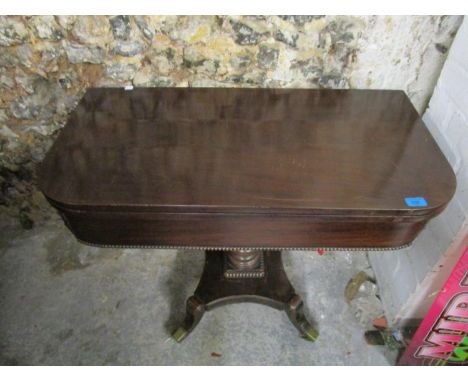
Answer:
0, 219, 396, 365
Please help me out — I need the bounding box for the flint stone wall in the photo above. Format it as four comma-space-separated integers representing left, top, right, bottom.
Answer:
0, 15, 462, 228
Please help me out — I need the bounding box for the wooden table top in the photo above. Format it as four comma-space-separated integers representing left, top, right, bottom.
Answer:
38, 88, 455, 218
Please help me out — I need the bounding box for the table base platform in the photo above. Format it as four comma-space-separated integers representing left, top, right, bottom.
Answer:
172, 250, 318, 342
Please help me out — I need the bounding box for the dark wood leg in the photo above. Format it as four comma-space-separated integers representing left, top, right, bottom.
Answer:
286, 295, 319, 341
172, 250, 318, 342
172, 296, 205, 342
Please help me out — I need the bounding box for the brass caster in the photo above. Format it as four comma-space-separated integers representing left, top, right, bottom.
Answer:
172, 327, 189, 343
300, 325, 319, 342
286, 294, 318, 342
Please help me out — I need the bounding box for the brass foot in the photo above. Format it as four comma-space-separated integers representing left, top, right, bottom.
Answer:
172, 295, 205, 342
172, 327, 189, 343
286, 295, 319, 342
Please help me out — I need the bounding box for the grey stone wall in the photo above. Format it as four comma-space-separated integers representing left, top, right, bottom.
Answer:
0, 15, 462, 228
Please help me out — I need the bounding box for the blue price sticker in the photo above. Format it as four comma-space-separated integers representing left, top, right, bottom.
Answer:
405, 197, 428, 207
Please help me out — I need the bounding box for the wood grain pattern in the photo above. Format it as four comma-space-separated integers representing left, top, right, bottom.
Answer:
38, 88, 456, 248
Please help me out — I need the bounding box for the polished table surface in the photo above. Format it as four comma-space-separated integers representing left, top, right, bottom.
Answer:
37, 87, 457, 342
38, 88, 456, 249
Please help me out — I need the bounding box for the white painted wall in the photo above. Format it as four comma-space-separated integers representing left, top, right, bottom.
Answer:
369, 16, 468, 326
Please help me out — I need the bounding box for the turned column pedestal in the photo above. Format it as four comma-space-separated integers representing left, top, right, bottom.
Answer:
172, 250, 318, 342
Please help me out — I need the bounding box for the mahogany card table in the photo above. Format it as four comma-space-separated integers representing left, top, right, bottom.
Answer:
38, 88, 456, 342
